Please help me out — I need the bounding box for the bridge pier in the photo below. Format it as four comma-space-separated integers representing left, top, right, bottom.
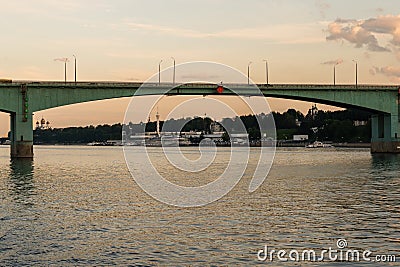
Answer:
10, 112, 33, 158
371, 114, 400, 153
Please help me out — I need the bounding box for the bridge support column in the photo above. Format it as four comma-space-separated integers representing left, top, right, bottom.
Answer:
371, 114, 400, 153
10, 112, 33, 158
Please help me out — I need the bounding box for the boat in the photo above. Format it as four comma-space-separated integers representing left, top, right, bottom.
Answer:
306, 141, 334, 148
2, 140, 11, 145
87, 141, 105, 146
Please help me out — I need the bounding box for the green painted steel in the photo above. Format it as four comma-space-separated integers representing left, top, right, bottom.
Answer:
1, 82, 399, 155
1, 82, 398, 112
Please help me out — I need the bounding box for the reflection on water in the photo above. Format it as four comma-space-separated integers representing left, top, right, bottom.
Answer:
371, 153, 400, 171
0, 146, 399, 266
9, 158, 35, 206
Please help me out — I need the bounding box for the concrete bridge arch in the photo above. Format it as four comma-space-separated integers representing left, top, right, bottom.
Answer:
0, 82, 399, 157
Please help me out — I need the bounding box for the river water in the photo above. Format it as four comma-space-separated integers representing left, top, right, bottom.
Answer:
0, 146, 399, 266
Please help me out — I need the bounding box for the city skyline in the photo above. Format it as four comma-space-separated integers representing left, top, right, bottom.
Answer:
1, 0, 400, 136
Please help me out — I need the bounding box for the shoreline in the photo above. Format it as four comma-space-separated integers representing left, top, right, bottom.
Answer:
1, 142, 372, 148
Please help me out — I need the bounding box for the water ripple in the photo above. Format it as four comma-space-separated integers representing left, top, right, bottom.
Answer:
0, 146, 399, 266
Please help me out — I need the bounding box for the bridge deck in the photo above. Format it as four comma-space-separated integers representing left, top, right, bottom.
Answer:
0, 81, 398, 91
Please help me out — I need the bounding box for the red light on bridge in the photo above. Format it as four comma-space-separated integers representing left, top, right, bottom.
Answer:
217, 85, 224, 94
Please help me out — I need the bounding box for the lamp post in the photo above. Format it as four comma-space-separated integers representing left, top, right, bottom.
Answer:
331, 60, 343, 86
54, 58, 69, 83
73, 55, 77, 84
171, 57, 176, 86
158, 60, 163, 85
352, 59, 358, 89
247, 61, 252, 85
263, 59, 269, 84
333, 63, 336, 86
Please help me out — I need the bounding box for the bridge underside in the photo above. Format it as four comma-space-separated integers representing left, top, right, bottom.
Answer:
0, 82, 399, 157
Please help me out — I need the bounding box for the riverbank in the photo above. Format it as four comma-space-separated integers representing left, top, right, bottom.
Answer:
277, 141, 370, 148
1, 141, 372, 148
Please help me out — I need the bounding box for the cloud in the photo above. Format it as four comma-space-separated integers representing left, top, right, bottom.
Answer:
326, 15, 400, 52
321, 59, 343, 65
370, 65, 400, 82
372, 66, 400, 76
326, 19, 390, 52
315, 0, 330, 18
124, 21, 327, 44
125, 22, 206, 38
362, 15, 400, 45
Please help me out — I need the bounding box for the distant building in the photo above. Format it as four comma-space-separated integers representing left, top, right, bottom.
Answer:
36, 117, 50, 130
293, 135, 309, 141
309, 104, 318, 120
180, 131, 202, 139
210, 121, 223, 133
353, 120, 368, 126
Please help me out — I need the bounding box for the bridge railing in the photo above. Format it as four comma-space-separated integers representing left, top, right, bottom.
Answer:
0, 81, 398, 91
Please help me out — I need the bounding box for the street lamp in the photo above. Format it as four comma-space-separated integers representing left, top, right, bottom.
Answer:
171, 57, 176, 86
54, 57, 69, 83
247, 61, 252, 85
333, 62, 339, 86
333, 64, 336, 86
158, 60, 163, 85
352, 59, 358, 89
64, 60, 67, 83
263, 59, 269, 84
73, 55, 77, 84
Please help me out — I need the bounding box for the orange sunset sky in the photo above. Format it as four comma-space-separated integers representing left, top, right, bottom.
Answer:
1, 1, 400, 136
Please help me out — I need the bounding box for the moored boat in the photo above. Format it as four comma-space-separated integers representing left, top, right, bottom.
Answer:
306, 141, 334, 148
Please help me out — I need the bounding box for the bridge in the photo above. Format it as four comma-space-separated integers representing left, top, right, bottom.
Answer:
0, 81, 399, 157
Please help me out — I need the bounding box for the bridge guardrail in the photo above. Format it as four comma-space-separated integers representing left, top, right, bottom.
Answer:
0, 81, 398, 91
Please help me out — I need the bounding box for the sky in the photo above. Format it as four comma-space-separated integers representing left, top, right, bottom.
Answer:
1, 0, 400, 136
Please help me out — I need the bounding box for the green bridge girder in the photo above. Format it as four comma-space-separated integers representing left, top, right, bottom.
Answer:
0, 81, 399, 156
0, 82, 397, 113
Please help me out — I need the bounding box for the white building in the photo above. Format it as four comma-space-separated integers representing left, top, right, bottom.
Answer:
293, 135, 309, 141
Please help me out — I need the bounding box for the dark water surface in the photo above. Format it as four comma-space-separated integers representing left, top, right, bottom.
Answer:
0, 146, 399, 266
